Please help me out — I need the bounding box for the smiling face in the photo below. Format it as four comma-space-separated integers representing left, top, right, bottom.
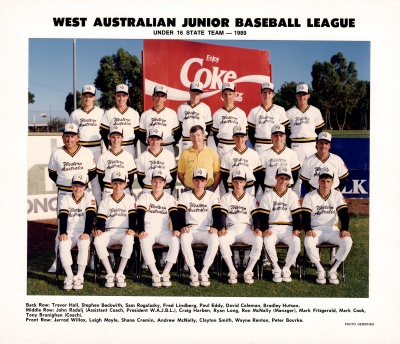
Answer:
111, 180, 127, 194
189, 91, 202, 104
71, 183, 86, 198
222, 90, 236, 105
152, 92, 167, 107
233, 134, 248, 148
109, 133, 123, 148
151, 176, 166, 192
316, 140, 331, 155
62, 133, 80, 150
148, 137, 163, 150
271, 132, 286, 147
274, 175, 290, 189
115, 93, 129, 107
261, 88, 274, 104
190, 129, 206, 146
81, 93, 96, 108
295, 92, 310, 106
192, 177, 207, 191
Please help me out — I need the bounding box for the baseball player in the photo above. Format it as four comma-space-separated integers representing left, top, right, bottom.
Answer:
300, 132, 349, 192
179, 168, 222, 287
93, 170, 136, 288
138, 85, 182, 155
286, 84, 325, 197
47, 123, 96, 272
96, 125, 137, 198
302, 167, 352, 284
58, 173, 96, 290
137, 170, 180, 287
247, 82, 290, 154
259, 166, 301, 283
100, 84, 140, 158
177, 81, 212, 151
69, 85, 104, 206
218, 167, 263, 284
211, 82, 248, 161
136, 127, 178, 195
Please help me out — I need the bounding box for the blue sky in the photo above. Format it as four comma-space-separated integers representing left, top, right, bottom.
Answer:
28, 39, 370, 122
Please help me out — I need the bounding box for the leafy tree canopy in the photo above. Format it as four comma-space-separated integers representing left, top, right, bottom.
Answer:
28, 91, 35, 104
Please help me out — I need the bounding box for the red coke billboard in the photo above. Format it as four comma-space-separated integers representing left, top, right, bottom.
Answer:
142, 40, 272, 115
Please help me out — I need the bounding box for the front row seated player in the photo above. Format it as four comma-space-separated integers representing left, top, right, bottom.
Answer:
58, 173, 96, 290
137, 170, 180, 288
94, 170, 136, 288
218, 167, 263, 285
259, 166, 302, 283
302, 167, 352, 285
179, 168, 222, 287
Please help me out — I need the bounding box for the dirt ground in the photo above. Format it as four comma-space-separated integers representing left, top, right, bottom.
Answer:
27, 199, 369, 259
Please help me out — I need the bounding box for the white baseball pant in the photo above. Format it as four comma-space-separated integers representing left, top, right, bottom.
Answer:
59, 230, 91, 267
219, 229, 263, 260
88, 148, 102, 207
180, 231, 219, 268
140, 231, 180, 266
94, 230, 134, 260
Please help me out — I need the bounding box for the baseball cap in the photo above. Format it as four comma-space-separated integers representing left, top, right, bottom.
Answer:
148, 127, 163, 139
63, 123, 79, 135
153, 84, 168, 96
111, 170, 127, 183
109, 125, 123, 136
271, 124, 285, 135
317, 132, 332, 142
233, 125, 247, 136
232, 167, 246, 181
296, 84, 309, 94
116, 84, 128, 94
319, 167, 334, 179
82, 85, 96, 96
193, 168, 208, 180
152, 169, 167, 181
261, 82, 274, 92
72, 172, 88, 185
276, 166, 292, 179
222, 82, 235, 92
190, 81, 204, 93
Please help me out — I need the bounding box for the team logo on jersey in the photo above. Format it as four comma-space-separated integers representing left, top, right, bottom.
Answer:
342, 198, 347, 203
256, 201, 259, 207
323, 167, 329, 172
298, 200, 301, 206
174, 201, 177, 206
93, 158, 95, 163
217, 198, 220, 203
91, 200, 95, 205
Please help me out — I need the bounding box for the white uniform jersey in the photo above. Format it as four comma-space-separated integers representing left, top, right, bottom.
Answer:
260, 147, 301, 188
137, 192, 177, 236
247, 104, 289, 143
177, 101, 212, 138
302, 189, 347, 228
211, 106, 247, 144
59, 192, 96, 232
97, 149, 137, 187
220, 192, 260, 235
139, 107, 180, 148
259, 188, 301, 227
48, 146, 96, 192
178, 190, 221, 233
286, 105, 324, 142
100, 106, 140, 147
97, 194, 136, 232
136, 149, 177, 191
69, 106, 104, 149
220, 147, 262, 189
300, 153, 349, 191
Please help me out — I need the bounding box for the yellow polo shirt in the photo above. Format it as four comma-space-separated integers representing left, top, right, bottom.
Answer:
178, 145, 221, 188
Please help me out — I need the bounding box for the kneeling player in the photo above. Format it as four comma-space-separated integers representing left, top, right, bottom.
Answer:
218, 167, 263, 284
179, 168, 221, 287
94, 171, 136, 288
302, 168, 352, 284
137, 170, 180, 287
58, 173, 96, 290
259, 166, 301, 283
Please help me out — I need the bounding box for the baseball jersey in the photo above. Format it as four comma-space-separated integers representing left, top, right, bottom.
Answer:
96, 149, 137, 188
259, 188, 301, 228
286, 105, 324, 142
220, 147, 262, 189
300, 153, 349, 191
220, 192, 260, 235
260, 147, 301, 188
69, 106, 104, 149
211, 107, 247, 144
247, 104, 289, 144
100, 107, 140, 147
48, 146, 96, 192
137, 192, 177, 236
178, 190, 221, 233
139, 107, 180, 147
302, 189, 347, 228
97, 193, 136, 232
136, 149, 177, 190
59, 192, 96, 233
177, 101, 212, 139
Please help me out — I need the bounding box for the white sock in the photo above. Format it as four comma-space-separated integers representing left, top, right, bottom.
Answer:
244, 249, 250, 261
224, 257, 236, 273
233, 250, 240, 260
245, 257, 258, 273
77, 264, 86, 278
272, 261, 280, 271
163, 262, 173, 275
64, 265, 73, 277
101, 257, 114, 276
162, 252, 168, 261
201, 265, 210, 274
283, 262, 291, 270
330, 260, 342, 273
148, 263, 159, 276
314, 261, 324, 272
117, 258, 128, 275
189, 265, 197, 275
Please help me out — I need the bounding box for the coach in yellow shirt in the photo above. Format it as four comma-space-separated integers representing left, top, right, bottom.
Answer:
178, 125, 221, 191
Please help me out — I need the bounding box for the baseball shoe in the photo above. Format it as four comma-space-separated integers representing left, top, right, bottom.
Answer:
183, 264, 189, 271
48, 260, 57, 273
152, 274, 162, 288
116, 273, 126, 288
328, 271, 339, 285
316, 271, 327, 285
105, 273, 115, 288
63, 276, 74, 290
234, 258, 241, 269
263, 259, 271, 267
272, 269, 282, 283
243, 271, 254, 284
282, 269, 292, 283
190, 272, 199, 287
199, 272, 210, 287
228, 271, 238, 284
161, 274, 171, 287
73, 276, 84, 290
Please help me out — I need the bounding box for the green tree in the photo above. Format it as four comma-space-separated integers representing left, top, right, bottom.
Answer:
48, 116, 68, 132
273, 81, 299, 109
28, 91, 35, 104
65, 91, 83, 115
94, 48, 143, 112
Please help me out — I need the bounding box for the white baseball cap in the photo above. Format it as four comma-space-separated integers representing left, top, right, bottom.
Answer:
222, 82, 235, 92
296, 84, 309, 94
116, 84, 129, 94
261, 82, 274, 92
233, 125, 247, 136
63, 123, 79, 135
319, 167, 334, 179
317, 132, 332, 142
153, 84, 168, 96
152, 169, 167, 180
271, 124, 285, 135
148, 127, 163, 139
82, 85, 96, 96
111, 170, 127, 183
232, 167, 246, 181
110, 125, 123, 136
190, 81, 204, 93
276, 166, 292, 179
72, 172, 88, 185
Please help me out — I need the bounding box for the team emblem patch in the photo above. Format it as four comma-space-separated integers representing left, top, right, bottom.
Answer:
236, 170, 241, 175
237, 126, 241, 131
198, 170, 202, 174
226, 83, 230, 87
160, 86, 163, 90
323, 133, 327, 137
116, 172, 121, 177
342, 198, 347, 203
195, 83, 199, 87
298, 200, 301, 206
266, 83, 270, 86
69, 125, 73, 129
154, 129, 158, 133
256, 201, 259, 207
91, 200, 95, 205
78, 175, 83, 180
93, 158, 95, 163
300, 85, 304, 90
87, 86, 90, 90
282, 167, 287, 172
323, 167, 329, 172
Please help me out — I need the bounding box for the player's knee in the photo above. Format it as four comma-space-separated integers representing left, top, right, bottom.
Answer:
342, 236, 353, 247
209, 234, 219, 247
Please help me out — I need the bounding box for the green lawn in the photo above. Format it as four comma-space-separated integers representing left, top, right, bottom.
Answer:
325, 130, 370, 138
27, 216, 368, 298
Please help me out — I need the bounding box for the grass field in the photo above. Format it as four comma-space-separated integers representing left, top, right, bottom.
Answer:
27, 216, 368, 298
325, 130, 370, 138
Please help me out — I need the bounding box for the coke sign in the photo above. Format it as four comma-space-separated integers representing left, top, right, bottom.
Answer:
142, 40, 272, 115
